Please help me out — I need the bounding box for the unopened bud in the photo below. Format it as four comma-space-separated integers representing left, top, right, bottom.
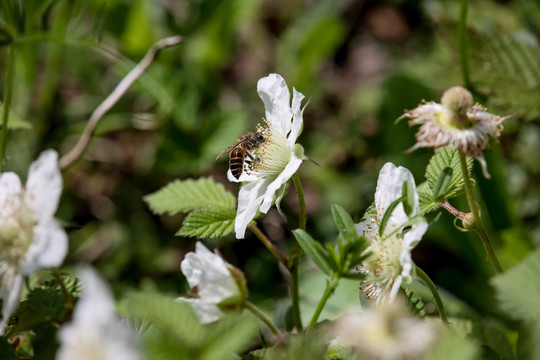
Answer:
441, 86, 474, 125
462, 212, 476, 230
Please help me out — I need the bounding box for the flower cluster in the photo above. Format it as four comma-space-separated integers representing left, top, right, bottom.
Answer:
229, 73, 307, 239
355, 163, 427, 304
0, 150, 68, 334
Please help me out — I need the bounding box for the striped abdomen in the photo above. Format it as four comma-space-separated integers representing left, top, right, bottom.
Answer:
230, 147, 245, 179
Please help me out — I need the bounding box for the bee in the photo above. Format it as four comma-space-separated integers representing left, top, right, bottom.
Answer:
216, 132, 266, 179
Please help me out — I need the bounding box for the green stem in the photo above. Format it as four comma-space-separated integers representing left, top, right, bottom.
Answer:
52, 270, 74, 313
459, 152, 503, 273
292, 173, 306, 230
416, 267, 449, 326
249, 224, 289, 269
0, 44, 16, 172
307, 274, 339, 331
245, 301, 282, 337
291, 173, 307, 332
458, 0, 471, 89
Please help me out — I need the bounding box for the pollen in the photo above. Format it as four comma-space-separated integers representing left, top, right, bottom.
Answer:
247, 122, 292, 178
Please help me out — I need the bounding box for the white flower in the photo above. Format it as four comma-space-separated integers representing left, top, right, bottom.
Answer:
56, 267, 141, 360
229, 73, 306, 239
355, 163, 428, 304
0, 150, 68, 334
400, 86, 513, 178
332, 298, 437, 360
177, 242, 245, 324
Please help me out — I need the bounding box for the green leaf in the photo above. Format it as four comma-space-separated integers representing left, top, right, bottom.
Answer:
401, 180, 415, 216
0, 102, 32, 130
201, 314, 258, 360
293, 229, 333, 276
125, 292, 204, 344
491, 248, 540, 320
144, 178, 235, 215
378, 197, 401, 237
425, 146, 472, 201
418, 191, 440, 214
331, 204, 356, 240
432, 167, 453, 202
177, 208, 236, 239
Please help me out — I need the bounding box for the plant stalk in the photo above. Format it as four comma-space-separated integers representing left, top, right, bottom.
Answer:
249, 224, 289, 269
307, 274, 339, 331
0, 44, 16, 172
245, 301, 282, 337
458, 152, 503, 273
416, 267, 449, 326
458, 0, 471, 89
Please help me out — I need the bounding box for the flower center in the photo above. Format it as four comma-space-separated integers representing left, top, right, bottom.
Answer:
0, 192, 37, 269
360, 234, 403, 302
248, 125, 291, 178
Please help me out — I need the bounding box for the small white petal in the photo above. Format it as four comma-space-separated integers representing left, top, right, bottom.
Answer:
257, 74, 293, 137
388, 274, 404, 302
0, 173, 22, 217
176, 297, 224, 324
287, 87, 305, 147
25, 150, 62, 221
235, 179, 270, 239
0, 272, 23, 335
402, 220, 428, 250
375, 163, 418, 235
227, 168, 259, 183
259, 155, 302, 213
21, 219, 68, 275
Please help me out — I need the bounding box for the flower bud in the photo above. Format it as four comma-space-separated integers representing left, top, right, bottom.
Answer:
441, 86, 474, 126
462, 212, 476, 230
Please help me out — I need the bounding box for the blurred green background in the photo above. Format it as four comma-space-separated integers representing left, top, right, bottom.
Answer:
2, 0, 540, 325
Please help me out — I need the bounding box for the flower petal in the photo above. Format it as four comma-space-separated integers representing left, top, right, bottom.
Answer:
21, 219, 68, 275
388, 274, 404, 303
402, 220, 428, 251
257, 74, 292, 137
235, 179, 270, 239
176, 297, 224, 324
227, 168, 259, 183
259, 155, 302, 213
375, 163, 418, 235
25, 150, 62, 221
0, 271, 23, 335
0, 172, 22, 218
287, 87, 305, 148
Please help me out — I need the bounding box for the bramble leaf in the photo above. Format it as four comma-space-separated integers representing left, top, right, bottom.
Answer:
144, 177, 235, 215
293, 229, 334, 276
425, 146, 472, 202
177, 208, 236, 239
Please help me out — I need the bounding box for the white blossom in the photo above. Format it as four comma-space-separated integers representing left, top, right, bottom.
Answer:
229, 73, 306, 239
332, 298, 437, 360
0, 150, 68, 334
177, 242, 245, 323
356, 163, 428, 304
56, 267, 141, 360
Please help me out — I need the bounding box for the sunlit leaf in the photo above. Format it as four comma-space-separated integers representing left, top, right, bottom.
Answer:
177, 208, 236, 239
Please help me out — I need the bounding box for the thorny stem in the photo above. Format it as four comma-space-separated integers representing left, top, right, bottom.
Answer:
59, 36, 183, 169
291, 173, 306, 332
249, 224, 289, 269
416, 266, 449, 326
245, 301, 282, 337
0, 45, 16, 172
458, 0, 471, 89
459, 152, 503, 273
52, 270, 74, 313
307, 274, 339, 331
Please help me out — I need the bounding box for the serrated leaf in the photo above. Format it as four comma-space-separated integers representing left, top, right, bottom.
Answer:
144, 178, 235, 215
419, 192, 440, 214
425, 146, 472, 201
177, 208, 236, 239
491, 248, 540, 320
293, 229, 333, 276
125, 292, 204, 344
435, 17, 540, 119
432, 167, 453, 202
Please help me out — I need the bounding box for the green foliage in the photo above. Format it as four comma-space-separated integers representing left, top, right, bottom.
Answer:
421, 146, 473, 213
293, 229, 334, 276
436, 17, 540, 119
145, 177, 237, 238
125, 292, 258, 360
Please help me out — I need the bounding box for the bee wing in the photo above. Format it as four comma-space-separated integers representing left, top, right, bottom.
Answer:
215, 142, 241, 160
